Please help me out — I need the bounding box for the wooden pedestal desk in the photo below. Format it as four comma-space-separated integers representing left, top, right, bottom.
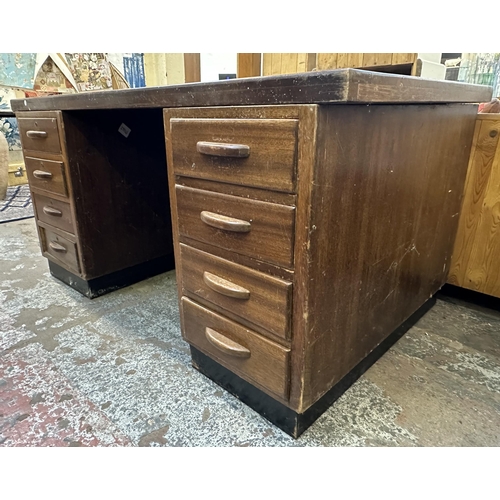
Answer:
11, 70, 491, 437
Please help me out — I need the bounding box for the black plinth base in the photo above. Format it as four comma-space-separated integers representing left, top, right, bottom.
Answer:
191, 296, 437, 439
48, 254, 175, 299
438, 283, 500, 311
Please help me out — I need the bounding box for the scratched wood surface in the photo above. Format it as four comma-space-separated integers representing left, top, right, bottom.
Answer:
449, 114, 500, 298
293, 103, 477, 410
13, 69, 490, 113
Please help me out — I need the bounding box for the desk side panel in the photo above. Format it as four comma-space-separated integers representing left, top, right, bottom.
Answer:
299, 103, 477, 411
62, 108, 174, 279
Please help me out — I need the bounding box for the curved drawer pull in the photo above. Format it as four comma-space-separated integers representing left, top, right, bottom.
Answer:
26, 130, 48, 139
43, 206, 63, 217
33, 170, 53, 180
200, 211, 251, 233
49, 241, 67, 253
203, 272, 250, 300
197, 141, 250, 158
205, 327, 251, 358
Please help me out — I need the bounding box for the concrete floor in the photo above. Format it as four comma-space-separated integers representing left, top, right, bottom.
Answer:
1, 218, 499, 446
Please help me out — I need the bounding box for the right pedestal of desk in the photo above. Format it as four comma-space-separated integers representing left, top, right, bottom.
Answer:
164, 103, 477, 437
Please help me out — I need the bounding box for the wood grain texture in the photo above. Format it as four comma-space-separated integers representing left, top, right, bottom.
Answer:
316, 53, 337, 70
180, 243, 293, 339
175, 185, 295, 268
237, 53, 261, 78
392, 53, 417, 65
183, 53, 201, 83
32, 192, 74, 234
347, 70, 491, 103
295, 103, 477, 410
176, 176, 297, 206
25, 156, 68, 197
11, 69, 491, 112
38, 222, 80, 274
281, 53, 298, 75
61, 108, 174, 280
17, 113, 62, 155
181, 297, 291, 400
362, 53, 392, 66
169, 117, 298, 192
449, 114, 500, 297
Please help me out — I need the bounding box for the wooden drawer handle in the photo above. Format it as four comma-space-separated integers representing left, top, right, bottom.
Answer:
205, 327, 251, 358
200, 211, 251, 233
33, 170, 53, 179
196, 141, 250, 158
43, 206, 63, 217
26, 130, 48, 139
49, 241, 67, 253
203, 272, 250, 300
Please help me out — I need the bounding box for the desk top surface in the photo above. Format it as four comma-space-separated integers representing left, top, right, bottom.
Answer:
11, 68, 492, 112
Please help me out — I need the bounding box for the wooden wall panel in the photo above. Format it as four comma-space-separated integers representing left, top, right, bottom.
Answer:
449, 114, 500, 297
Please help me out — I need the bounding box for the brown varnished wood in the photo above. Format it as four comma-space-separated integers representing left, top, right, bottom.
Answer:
449, 114, 500, 297
180, 244, 293, 340
180, 236, 295, 281
296, 103, 477, 410
175, 185, 295, 269
17, 113, 62, 155
181, 297, 290, 400
347, 71, 489, 103
60, 108, 174, 280
32, 192, 75, 234
287, 105, 319, 410
183, 290, 291, 346
237, 53, 261, 78
170, 118, 298, 192
38, 222, 80, 274
176, 177, 296, 206
183, 54, 201, 83
25, 156, 68, 197
18, 110, 86, 276
11, 69, 491, 113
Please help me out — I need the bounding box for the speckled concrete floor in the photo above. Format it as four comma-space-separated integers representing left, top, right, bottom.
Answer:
1, 218, 499, 446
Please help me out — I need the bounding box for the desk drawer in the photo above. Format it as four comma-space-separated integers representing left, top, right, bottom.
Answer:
176, 185, 295, 268
25, 157, 68, 197
181, 244, 293, 340
18, 114, 62, 155
181, 297, 290, 400
33, 193, 74, 234
40, 226, 80, 273
169, 118, 298, 192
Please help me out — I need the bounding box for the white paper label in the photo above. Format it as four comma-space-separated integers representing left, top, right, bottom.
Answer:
118, 123, 131, 138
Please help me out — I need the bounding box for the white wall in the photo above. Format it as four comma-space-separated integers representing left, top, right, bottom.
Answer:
200, 53, 237, 82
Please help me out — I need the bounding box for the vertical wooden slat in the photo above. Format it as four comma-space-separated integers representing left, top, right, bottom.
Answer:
184, 53, 201, 83
316, 53, 337, 70
281, 53, 298, 74
297, 53, 308, 72
347, 54, 364, 68
262, 54, 273, 76
336, 54, 349, 69
306, 53, 317, 71
237, 53, 261, 78
270, 53, 282, 75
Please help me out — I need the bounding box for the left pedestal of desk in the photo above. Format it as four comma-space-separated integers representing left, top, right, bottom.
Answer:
16, 109, 175, 298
